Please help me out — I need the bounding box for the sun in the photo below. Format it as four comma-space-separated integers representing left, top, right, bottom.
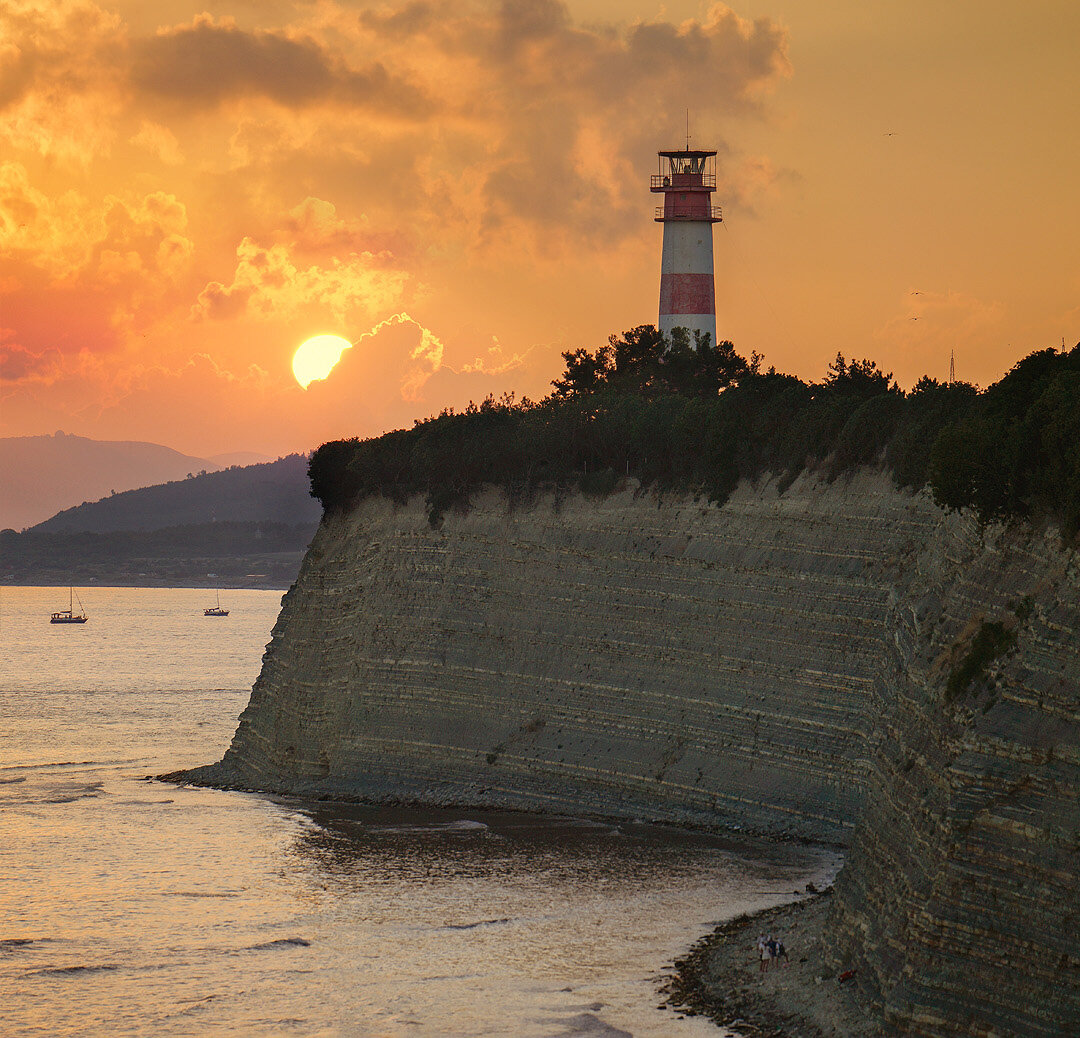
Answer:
292, 334, 352, 389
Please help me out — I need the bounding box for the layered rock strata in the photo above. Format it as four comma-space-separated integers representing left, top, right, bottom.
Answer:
183, 469, 1079, 1035
826, 517, 1080, 1035
191, 472, 935, 842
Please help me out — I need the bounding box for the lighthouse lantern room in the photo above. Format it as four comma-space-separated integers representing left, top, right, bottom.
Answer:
651, 149, 721, 348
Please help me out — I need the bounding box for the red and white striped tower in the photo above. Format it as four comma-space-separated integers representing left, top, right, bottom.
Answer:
651, 149, 722, 346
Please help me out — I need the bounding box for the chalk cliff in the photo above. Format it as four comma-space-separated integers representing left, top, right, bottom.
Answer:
184, 469, 1079, 1036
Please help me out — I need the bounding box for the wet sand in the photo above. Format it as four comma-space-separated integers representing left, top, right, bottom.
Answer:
662, 890, 887, 1037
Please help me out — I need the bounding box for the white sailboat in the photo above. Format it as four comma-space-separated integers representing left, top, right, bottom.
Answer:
50, 587, 88, 624
204, 590, 229, 617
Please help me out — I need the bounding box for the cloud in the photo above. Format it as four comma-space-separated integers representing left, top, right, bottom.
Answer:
4, 2, 793, 262
0, 0, 796, 454
282, 196, 382, 253
340, 312, 542, 411
130, 120, 183, 164
192, 236, 410, 324
0, 163, 192, 284
131, 14, 434, 118
0, 340, 62, 383
0, 165, 195, 365
0, 161, 102, 277
345, 1, 793, 249
0, 317, 531, 454
0, 0, 125, 163
460, 337, 528, 377
336, 312, 445, 401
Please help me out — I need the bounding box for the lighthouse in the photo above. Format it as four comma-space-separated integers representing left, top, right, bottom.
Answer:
651, 149, 721, 347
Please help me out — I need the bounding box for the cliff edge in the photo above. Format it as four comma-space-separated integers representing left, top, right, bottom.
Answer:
180, 468, 1079, 1035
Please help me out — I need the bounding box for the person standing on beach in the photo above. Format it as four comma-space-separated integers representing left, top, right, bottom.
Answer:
757, 935, 771, 972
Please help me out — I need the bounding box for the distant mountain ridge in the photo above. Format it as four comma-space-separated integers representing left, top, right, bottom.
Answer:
207, 451, 274, 468
0, 432, 217, 530
33, 454, 319, 534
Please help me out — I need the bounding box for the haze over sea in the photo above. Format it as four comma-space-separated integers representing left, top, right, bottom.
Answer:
0, 586, 837, 1037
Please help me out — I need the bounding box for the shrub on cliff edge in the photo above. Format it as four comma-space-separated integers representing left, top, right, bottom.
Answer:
308, 331, 1080, 537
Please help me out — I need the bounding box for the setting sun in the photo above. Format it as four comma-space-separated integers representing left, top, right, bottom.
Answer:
292, 334, 352, 389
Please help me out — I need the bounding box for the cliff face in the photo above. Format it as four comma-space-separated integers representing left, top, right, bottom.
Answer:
200, 471, 934, 840
188, 470, 1079, 1036
826, 512, 1080, 1036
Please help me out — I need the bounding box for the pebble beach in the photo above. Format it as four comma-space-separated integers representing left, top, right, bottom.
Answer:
663, 890, 887, 1038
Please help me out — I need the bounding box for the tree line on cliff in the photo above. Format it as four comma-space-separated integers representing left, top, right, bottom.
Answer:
308, 327, 1080, 539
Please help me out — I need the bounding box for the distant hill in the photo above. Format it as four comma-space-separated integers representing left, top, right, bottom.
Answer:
33, 454, 320, 534
0, 432, 217, 531
1, 520, 314, 588
2, 453, 320, 587
207, 450, 274, 468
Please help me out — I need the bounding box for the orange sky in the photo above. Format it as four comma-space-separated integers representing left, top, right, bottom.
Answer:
2, 0, 1078, 459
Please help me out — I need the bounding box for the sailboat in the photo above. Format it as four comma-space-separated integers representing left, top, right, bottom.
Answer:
51, 587, 88, 624
204, 590, 229, 617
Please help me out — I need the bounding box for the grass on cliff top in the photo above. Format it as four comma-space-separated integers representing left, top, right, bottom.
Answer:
308, 326, 1080, 537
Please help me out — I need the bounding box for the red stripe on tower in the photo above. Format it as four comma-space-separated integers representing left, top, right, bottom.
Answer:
650, 148, 722, 347
659, 273, 715, 315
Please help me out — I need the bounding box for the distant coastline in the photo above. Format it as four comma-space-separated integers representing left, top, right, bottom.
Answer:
0, 520, 313, 590
1, 577, 296, 591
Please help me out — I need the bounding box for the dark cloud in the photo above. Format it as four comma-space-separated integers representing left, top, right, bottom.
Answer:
495, 0, 569, 50
132, 17, 435, 117
358, 2, 438, 37
0, 1, 124, 110
0, 44, 37, 110
192, 280, 252, 322
349, 1, 791, 244
0, 342, 60, 383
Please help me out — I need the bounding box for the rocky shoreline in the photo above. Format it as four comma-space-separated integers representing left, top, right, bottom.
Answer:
663, 890, 886, 1038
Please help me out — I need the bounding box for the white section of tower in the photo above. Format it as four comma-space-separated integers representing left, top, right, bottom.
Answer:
659, 312, 716, 342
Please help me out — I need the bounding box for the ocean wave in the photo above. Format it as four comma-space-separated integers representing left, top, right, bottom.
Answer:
245, 937, 312, 951
2, 782, 106, 806
24, 963, 121, 977
166, 994, 219, 1018
440, 917, 511, 931
368, 818, 490, 835
0, 759, 139, 773
41, 782, 105, 804
162, 890, 241, 899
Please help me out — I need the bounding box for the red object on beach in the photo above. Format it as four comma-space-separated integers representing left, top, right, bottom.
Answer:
838, 968, 858, 984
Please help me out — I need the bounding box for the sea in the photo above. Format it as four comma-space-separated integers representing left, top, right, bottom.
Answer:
0, 586, 839, 1038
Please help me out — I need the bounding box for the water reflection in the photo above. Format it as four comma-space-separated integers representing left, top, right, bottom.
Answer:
2, 589, 838, 1037
292, 802, 820, 893
279, 802, 832, 1037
